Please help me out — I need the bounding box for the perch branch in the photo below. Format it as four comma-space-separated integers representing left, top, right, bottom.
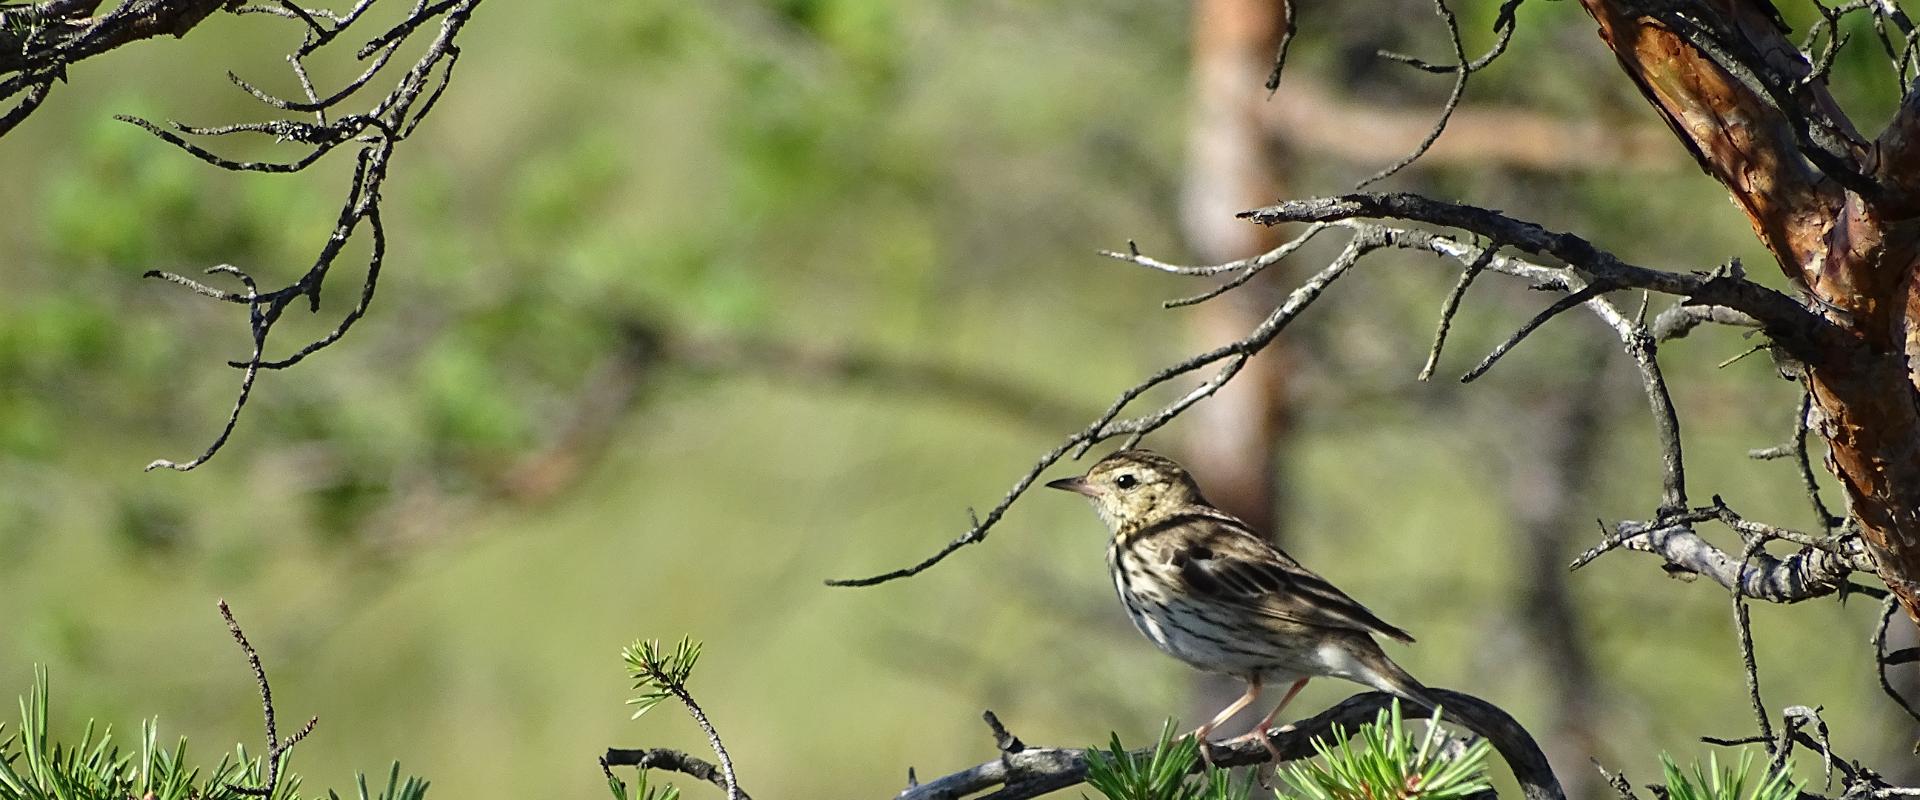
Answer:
895, 689, 1563, 800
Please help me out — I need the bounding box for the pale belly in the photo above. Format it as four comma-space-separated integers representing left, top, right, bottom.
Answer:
1110, 551, 1314, 680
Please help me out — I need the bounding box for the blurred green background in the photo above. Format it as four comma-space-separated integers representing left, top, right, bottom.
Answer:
0, 1, 1912, 797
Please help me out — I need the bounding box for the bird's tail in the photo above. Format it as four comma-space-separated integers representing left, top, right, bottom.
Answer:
1353, 639, 1441, 712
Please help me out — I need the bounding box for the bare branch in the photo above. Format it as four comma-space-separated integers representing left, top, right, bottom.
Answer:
128, 0, 481, 471
217, 599, 317, 796
601, 749, 750, 800
1732, 535, 1775, 752
1570, 501, 1873, 603
1352, 0, 1473, 189
1239, 193, 1842, 360
835, 197, 1823, 587
0, 0, 232, 133
1876, 597, 1920, 725
828, 229, 1382, 586
1417, 244, 1493, 381
1459, 282, 1616, 384
1650, 301, 1760, 343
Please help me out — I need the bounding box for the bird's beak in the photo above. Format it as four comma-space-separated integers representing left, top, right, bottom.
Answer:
1046, 476, 1096, 496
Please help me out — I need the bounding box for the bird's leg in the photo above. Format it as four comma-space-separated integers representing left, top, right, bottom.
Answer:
1191, 676, 1260, 765
1235, 677, 1308, 786
1245, 677, 1310, 748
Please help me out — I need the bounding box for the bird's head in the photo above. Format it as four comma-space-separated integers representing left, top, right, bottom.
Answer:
1045, 449, 1205, 533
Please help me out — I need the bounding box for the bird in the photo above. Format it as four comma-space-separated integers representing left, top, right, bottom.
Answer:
1045, 448, 1435, 763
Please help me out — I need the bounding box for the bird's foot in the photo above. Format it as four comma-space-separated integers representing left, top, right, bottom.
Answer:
1187, 729, 1222, 767
1227, 725, 1287, 788
1227, 727, 1287, 762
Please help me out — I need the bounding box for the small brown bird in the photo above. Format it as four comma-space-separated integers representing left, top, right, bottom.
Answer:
1047, 449, 1434, 762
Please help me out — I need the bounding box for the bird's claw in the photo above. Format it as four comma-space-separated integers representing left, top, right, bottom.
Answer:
1195, 736, 1220, 766
1225, 729, 1285, 760
1223, 726, 1287, 787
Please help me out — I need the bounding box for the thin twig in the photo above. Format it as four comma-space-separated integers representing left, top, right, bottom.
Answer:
1877, 596, 1920, 725
662, 682, 742, 800
125, 0, 481, 472
1354, 0, 1473, 189
1732, 535, 1776, 752
1459, 282, 1615, 383
217, 600, 317, 796
829, 229, 1381, 586
1418, 243, 1494, 381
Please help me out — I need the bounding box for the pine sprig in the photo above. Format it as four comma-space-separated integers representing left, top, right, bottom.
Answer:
1659, 750, 1799, 800
612, 637, 742, 800
1082, 720, 1254, 800
623, 638, 704, 719
1280, 702, 1493, 800
0, 668, 426, 800
605, 765, 683, 800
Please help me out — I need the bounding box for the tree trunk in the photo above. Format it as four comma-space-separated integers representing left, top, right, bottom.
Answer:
1580, 0, 1920, 626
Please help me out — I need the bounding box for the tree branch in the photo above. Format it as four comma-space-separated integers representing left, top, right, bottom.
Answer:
602, 749, 749, 800
0, 0, 235, 135
896, 689, 1563, 800
217, 599, 317, 796
1238, 193, 1842, 361
128, 0, 480, 472
1569, 501, 1874, 603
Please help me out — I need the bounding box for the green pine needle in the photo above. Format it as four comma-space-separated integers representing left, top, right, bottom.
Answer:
1659, 750, 1799, 800
0, 667, 429, 800
605, 766, 682, 800
1082, 720, 1253, 800
622, 638, 703, 720
1280, 702, 1493, 800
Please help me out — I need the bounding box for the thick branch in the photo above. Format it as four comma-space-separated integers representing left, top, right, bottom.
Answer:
1239, 192, 1843, 361
1579, 0, 1866, 254
1570, 517, 1871, 603
602, 749, 750, 800
0, 0, 238, 135
1572, 1, 1920, 628
897, 689, 1563, 800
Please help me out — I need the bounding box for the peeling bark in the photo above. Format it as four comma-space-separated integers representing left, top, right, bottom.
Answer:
1580, 0, 1920, 625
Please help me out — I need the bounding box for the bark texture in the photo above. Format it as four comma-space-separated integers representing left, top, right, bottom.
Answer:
1581, 0, 1920, 625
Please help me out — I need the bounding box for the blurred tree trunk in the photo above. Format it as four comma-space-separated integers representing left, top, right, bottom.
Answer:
1181, 0, 1296, 738
1580, 1, 1920, 627
1181, 0, 1293, 536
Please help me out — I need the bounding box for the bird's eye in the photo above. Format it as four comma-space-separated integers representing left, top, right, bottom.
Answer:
1114, 474, 1139, 490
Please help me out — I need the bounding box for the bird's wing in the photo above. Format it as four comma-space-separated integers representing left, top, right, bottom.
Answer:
1167, 512, 1416, 644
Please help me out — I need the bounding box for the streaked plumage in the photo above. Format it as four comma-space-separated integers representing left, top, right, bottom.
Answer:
1048, 449, 1433, 760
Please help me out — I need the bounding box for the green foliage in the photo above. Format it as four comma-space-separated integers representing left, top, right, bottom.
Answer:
1082, 720, 1254, 800
604, 767, 680, 800
0, 667, 427, 800
610, 639, 711, 800
1659, 750, 1799, 800
1083, 707, 1497, 800
622, 637, 702, 719
1280, 703, 1492, 800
